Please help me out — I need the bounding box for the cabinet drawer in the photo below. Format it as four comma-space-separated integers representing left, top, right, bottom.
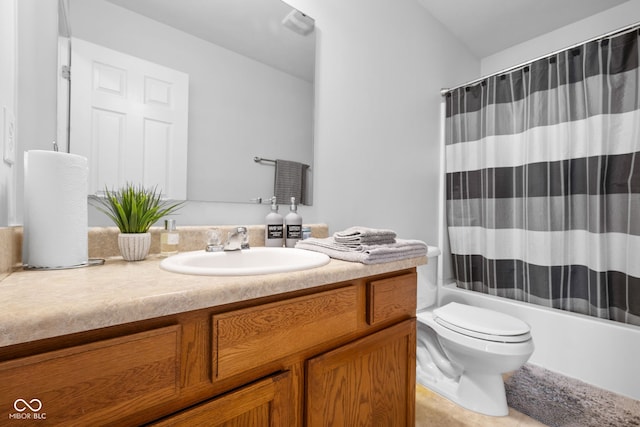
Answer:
367, 272, 417, 325
213, 286, 358, 380
0, 325, 181, 425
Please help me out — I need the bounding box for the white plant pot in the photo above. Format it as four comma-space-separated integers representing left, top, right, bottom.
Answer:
118, 232, 151, 261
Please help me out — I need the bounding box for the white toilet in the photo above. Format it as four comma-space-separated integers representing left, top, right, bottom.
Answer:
416, 247, 534, 416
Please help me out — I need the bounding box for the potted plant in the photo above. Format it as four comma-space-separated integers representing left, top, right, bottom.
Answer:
91, 183, 184, 261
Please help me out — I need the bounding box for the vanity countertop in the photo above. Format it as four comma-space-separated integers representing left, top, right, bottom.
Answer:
0, 254, 426, 348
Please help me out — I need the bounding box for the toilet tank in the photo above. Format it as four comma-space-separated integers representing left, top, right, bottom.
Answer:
417, 246, 441, 311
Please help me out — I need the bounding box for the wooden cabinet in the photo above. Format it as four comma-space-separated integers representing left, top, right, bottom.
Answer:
0, 269, 417, 426
307, 320, 416, 427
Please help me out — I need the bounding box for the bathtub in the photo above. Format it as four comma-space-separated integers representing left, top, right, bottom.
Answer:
438, 282, 640, 401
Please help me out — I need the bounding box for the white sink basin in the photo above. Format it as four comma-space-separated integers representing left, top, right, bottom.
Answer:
159, 247, 330, 276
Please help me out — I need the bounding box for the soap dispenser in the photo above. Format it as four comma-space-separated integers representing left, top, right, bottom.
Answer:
160, 219, 179, 255
284, 196, 302, 248
265, 196, 284, 247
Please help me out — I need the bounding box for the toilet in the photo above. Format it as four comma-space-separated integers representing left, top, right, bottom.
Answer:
416, 247, 534, 416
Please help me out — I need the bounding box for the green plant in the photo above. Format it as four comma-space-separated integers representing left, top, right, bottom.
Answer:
91, 183, 184, 233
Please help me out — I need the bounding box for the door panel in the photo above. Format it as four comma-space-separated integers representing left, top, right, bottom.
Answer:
70, 38, 188, 199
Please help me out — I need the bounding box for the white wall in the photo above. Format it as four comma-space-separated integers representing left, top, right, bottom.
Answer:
0, 0, 17, 226
14, 0, 59, 226
482, 0, 640, 75
282, 0, 478, 246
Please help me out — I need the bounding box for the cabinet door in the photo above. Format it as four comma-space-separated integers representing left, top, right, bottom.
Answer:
150, 371, 291, 427
306, 319, 416, 427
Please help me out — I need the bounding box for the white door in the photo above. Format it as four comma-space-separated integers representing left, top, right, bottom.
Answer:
70, 37, 189, 199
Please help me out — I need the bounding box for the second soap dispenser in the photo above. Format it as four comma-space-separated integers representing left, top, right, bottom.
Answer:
284, 196, 302, 248
265, 196, 284, 247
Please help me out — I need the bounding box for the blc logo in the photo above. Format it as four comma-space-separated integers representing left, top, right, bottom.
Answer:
13, 399, 42, 412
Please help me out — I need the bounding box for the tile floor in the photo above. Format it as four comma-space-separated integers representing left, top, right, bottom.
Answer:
415, 384, 546, 427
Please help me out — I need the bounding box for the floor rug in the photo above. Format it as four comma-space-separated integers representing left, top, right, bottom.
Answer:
505, 364, 640, 427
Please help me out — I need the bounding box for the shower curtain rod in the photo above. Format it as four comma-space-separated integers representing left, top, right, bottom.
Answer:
440, 20, 640, 96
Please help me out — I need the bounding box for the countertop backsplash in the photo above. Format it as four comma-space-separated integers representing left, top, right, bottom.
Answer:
0, 224, 330, 278
0, 227, 21, 280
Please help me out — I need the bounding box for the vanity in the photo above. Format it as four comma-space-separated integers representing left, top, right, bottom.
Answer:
0, 230, 425, 426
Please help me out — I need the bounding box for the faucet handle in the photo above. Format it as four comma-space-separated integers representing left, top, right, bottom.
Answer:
236, 227, 250, 249
205, 228, 223, 252
208, 228, 222, 245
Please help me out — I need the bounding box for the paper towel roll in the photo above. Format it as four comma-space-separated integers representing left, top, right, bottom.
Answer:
23, 150, 89, 268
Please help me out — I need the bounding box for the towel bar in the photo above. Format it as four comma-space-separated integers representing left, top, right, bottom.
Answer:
254, 157, 310, 169
253, 156, 276, 164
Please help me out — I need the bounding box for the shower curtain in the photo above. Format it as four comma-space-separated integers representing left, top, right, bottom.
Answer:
445, 28, 640, 326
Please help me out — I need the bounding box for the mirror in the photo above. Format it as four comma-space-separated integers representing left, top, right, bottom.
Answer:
63, 0, 315, 204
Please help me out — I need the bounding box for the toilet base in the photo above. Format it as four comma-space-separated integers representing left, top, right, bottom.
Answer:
415, 305, 533, 417
417, 361, 509, 417
457, 371, 508, 416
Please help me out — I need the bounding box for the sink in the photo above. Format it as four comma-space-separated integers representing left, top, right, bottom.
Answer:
159, 247, 330, 276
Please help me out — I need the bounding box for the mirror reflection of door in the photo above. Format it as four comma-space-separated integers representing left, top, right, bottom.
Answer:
70, 37, 189, 199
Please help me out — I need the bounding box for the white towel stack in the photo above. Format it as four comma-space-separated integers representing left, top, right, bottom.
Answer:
295, 226, 427, 264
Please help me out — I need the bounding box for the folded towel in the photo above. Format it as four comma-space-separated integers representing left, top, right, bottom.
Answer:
296, 237, 427, 264
333, 226, 397, 245
274, 159, 309, 205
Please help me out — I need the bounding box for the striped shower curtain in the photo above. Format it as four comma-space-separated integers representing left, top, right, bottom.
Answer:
444, 28, 640, 326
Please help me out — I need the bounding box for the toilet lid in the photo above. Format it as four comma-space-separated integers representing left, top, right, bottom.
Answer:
433, 302, 531, 343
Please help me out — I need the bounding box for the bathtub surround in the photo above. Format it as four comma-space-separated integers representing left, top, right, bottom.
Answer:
505, 364, 640, 427
444, 26, 640, 326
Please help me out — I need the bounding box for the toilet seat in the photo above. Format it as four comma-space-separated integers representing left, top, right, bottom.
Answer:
433, 302, 531, 343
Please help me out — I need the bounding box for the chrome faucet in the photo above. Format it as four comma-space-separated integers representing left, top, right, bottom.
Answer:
222, 226, 250, 251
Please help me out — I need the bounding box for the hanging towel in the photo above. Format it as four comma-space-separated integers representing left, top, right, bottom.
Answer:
333, 226, 397, 245
295, 237, 428, 264
274, 159, 309, 205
